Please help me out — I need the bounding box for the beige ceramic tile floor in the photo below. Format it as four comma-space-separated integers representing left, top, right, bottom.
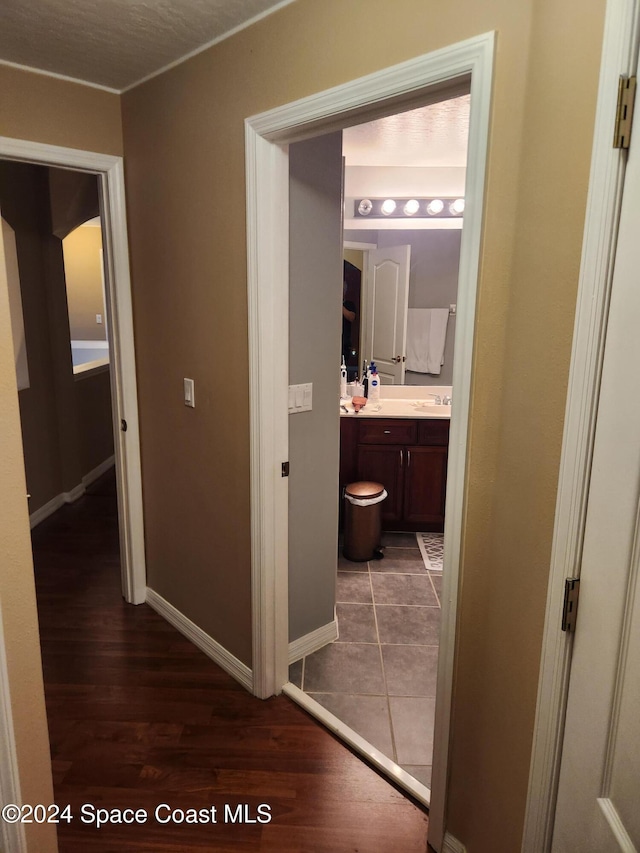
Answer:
289, 532, 443, 788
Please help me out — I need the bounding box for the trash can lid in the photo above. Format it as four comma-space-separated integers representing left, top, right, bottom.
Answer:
345, 481, 385, 500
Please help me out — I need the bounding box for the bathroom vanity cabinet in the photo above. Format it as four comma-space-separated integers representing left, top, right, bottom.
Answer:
339, 417, 449, 532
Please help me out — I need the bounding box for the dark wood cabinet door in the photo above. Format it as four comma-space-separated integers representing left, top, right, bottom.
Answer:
356, 444, 404, 523
403, 446, 448, 528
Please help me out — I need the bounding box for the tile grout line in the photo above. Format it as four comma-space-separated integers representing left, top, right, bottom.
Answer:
369, 559, 399, 765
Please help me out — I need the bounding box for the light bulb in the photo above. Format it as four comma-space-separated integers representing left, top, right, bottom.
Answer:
426, 199, 444, 215
357, 198, 373, 216
403, 199, 420, 216
381, 199, 397, 215
449, 198, 465, 215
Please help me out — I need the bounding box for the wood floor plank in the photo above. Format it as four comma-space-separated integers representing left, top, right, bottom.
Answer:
33, 471, 429, 851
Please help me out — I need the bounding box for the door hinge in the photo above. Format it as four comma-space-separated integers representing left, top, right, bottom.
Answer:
120, 418, 128, 432
281, 461, 289, 477
561, 577, 581, 633
613, 75, 636, 149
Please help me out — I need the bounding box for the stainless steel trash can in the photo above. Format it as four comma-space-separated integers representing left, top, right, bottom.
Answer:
343, 481, 387, 561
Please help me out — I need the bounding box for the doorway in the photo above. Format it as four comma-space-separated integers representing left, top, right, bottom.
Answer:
0, 137, 145, 604
287, 98, 466, 801
245, 33, 494, 851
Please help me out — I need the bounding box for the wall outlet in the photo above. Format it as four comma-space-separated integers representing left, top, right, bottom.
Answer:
96, 313, 103, 324
288, 382, 312, 413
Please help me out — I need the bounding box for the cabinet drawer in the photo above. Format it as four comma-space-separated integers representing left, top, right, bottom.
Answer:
417, 419, 450, 446
358, 419, 417, 445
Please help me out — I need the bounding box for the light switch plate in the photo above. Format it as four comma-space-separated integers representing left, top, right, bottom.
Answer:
288, 382, 313, 413
184, 378, 195, 408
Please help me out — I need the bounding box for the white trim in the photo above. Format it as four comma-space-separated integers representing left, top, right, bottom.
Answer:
0, 56, 120, 94
73, 358, 110, 378
288, 619, 338, 664
282, 683, 431, 807
245, 32, 494, 853
0, 136, 147, 606
522, 2, 640, 850
597, 799, 637, 852
71, 340, 109, 348
82, 455, 115, 488
0, 609, 27, 853
29, 494, 66, 529
146, 588, 253, 692
29, 484, 84, 528
245, 126, 291, 700
442, 833, 468, 853
28, 457, 114, 528
344, 241, 378, 250
63, 482, 85, 503
121, 0, 299, 93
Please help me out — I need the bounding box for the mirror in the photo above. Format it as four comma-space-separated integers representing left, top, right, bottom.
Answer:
343, 229, 460, 385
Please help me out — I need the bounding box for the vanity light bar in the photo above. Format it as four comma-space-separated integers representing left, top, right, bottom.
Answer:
355, 197, 465, 218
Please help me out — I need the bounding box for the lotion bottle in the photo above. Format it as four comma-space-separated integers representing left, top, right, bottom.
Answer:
369, 363, 381, 403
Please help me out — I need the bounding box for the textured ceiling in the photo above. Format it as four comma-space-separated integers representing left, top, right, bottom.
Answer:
0, 0, 291, 91
342, 96, 470, 168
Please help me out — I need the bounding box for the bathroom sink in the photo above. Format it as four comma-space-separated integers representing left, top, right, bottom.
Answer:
413, 404, 450, 415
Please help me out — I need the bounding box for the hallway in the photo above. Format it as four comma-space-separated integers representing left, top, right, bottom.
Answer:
31, 471, 429, 852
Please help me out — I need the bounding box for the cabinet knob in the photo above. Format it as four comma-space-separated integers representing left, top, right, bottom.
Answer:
384, 429, 391, 434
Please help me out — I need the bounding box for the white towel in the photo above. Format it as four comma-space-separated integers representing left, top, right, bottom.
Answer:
405, 308, 449, 374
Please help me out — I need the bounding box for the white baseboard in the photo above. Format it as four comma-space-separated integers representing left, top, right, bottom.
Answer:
288, 617, 338, 664
29, 489, 81, 528
146, 588, 253, 692
29, 456, 115, 528
442, 832, 467, 853
82, 454, 115, 487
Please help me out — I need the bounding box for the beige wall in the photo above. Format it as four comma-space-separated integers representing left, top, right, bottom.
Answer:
76, 370, 115, 476
0, 0, 608, 850
121, 0, 606, 849
0, 69, 122, 853
0, 64, 122, 156
63, 225, 107, 341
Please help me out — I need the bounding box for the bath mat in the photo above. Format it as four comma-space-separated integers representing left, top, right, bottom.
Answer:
417, 532, 444, 572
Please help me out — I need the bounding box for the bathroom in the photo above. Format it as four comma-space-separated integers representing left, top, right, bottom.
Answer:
286, 96, 467, 803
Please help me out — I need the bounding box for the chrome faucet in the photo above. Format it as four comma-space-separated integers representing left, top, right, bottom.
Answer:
443, 395, 452, 405
427, 393, 442, 405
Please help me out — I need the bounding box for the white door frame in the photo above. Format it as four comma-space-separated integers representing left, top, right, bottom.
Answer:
522, 0, 640, 849
245, 32, 494, 850
0, 136, 147, 605
344, 240, 376, 372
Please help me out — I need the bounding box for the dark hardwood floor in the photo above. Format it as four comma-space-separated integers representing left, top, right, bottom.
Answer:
32, 470, 429, 852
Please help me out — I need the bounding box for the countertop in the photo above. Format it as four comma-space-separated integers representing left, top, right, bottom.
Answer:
340, 398, 451, 419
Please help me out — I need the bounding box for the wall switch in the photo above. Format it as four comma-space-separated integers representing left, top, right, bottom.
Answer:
184, 378, 195, 408
288, 382, 313, 413
96, 313, 103, 324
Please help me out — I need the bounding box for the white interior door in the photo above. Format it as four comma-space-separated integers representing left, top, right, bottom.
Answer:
362, 244, 410, 383
552, 111, 640, 852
